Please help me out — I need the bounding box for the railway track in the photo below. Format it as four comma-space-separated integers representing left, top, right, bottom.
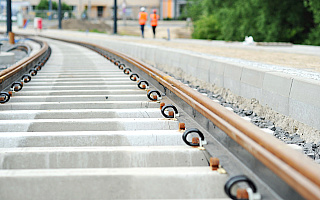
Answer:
0, 37, 319, 200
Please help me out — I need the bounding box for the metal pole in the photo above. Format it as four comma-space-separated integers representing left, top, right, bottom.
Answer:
58, 0, 62, 29
114, 0, 117, 34
0, 0, 2, 15
87, 0, 91, 20
79, 0, 82, 19
160, 0, 163, 20
49, 0, 52, 20
174, 0, 177, 20
122, 0, 126, 26
6, 0, 12, 34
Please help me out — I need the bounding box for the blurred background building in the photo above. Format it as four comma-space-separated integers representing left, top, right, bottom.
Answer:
2, 0, 187, 20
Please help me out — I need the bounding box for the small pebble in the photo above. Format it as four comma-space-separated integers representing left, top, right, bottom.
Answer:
244, 110, 253, 116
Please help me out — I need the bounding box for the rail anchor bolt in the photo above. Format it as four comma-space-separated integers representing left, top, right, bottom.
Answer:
192, 137, 199, 144
210, 157, 219, 171
179, 123, 185, 131
160, 102, 165, 110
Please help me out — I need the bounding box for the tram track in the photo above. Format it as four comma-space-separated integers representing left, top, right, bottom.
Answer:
0, 36, 319, 199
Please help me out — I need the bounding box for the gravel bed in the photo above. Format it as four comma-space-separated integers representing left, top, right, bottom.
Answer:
165, 71, 320, 163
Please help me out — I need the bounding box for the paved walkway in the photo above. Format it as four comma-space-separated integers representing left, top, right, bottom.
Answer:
1, 27, 320, 74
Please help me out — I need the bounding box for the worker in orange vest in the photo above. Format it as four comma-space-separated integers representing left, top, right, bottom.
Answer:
138, 7, 148, 38
150, 9, 160, 38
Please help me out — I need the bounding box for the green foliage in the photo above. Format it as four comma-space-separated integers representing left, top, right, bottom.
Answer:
192, 15, 221, 40
304, 0, 320, 45
61, 3, 72, 11
183, 0, 203, 22
186, 0, 319, 45
304, 26, 320, 45
89, 29, 106, 33
163, 17, 173, 21
304, 0, 320, 23
36, 0, 72, 10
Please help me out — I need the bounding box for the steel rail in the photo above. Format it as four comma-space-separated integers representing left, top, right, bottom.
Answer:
0, 40, 49, 85
41, 36, 320, 199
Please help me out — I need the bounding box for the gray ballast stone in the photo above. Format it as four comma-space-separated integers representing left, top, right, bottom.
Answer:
0, 130, 185, 147
0, 167, 229, 199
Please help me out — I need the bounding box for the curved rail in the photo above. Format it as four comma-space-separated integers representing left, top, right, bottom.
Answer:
41, 36, 320, 200
0, 39, 49, 91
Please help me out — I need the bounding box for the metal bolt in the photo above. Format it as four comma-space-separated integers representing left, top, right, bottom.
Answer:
152, 95, 158, 100
192, 137, 199, 144
237, 188, 249, 199
210, 157, 219, 170
160, 102, 165, 110
179, 123, 185, 131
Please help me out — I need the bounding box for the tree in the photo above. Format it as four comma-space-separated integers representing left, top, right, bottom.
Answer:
36, 0, 71, 11
304, 0, 320, 45
186, 0, 319, 45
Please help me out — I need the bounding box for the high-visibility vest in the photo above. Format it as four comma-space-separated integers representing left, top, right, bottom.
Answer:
139, 12, 147, 25
150, 14, 159, 26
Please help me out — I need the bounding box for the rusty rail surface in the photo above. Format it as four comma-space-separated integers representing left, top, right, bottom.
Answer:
42, 36, 320, 200
0, 40, 49, 85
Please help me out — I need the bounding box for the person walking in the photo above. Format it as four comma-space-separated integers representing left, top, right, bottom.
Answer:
150, 9, 160, 38
138, 7, 147, 38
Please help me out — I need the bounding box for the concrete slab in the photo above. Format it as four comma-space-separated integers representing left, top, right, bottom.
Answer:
12, 90, 146, 96
223, 63, 243, 95
0, 101, 159, 110
32, 75, 127, 79
8, 95, 149, 102
19, 85, 139, 91
169, 51, 182, 69
0, 109, 162, 119
25, 81, 136, 86
0, 167, 228, 199
0, 130, 184, 147
0, 118, 179, 132
0, 146, 207, 169
289, 78, 320, 130
241, 67, 268, 88
143, 46, 156, 64
36, 71, 123, 74
196, 57, 211, 82
0, 52, 14, 65
262, 89, 290, 115
289, 99, 320, 131
28, 77, 130, 82
208, 59, 225, 87
187, 55, 200, 79
240, 83, 263, 101
178, 53, 190, 72
290, 78, 320, 108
